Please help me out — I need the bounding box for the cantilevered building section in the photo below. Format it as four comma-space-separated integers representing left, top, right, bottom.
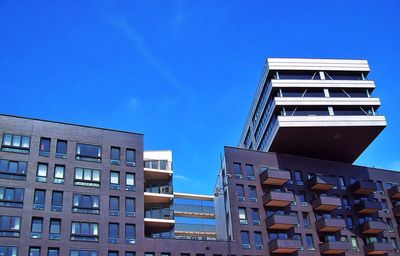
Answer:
239, 58, 387, 163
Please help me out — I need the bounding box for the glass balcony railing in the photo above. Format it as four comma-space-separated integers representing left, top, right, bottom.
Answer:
145, 185, 173, 194
173, 204, 215, 215
145, 209, 174, 220
174, 223, 216, 233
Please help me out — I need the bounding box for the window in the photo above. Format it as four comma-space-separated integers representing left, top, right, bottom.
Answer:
294, 171, 303, 185
391, 238, 399, 250
160, 254, 170, 256
29, 247, 40, 256
342, 196, 350, 209
1, 133, 30, 153
245, 164, 254, 180
48, 248, 59, 256
346, 216, 353, 229
254, 231, 263, 250
53, 165, 65, 184
377, 181, 384, 193
108, 252, 118, 256
125, 197, 136, 217
126, 149, 136, 166
110, 147, 120, 164
233, 162, 242, 179
0, 246, 17, 256
73, 194, 100, 214
125, 224, 136, 244
0, 187, 24, 208
297, 191, 307, 205
306, 234, 315, 250
49, 219, 61, 240
144, 254, 154, 256
36, 163, 48, 182
74, 167, 100, 187
159, 160, 168, 170
56, 140, 67, 158
109, 196, 120, 216
303, 212, 310, 228
51, 191, 63, 211
0, 215, 20, 237
351, 236, 359, 251
126, 173, 135, 191
236, 185, 245, 201
0, 159, 27, 180
71, 222, 99, 241
39, 138, 51, 157
241, 231, 250, 249
70, 250, 98, 256
110, 171, 120, 190
248, 186, 257, 202
33, 189, 45, 210
125, 252, 135, 256
108, 223, 119, 243
251, 208, 260, 225
338, 176, 345, 189
76, 143, 102, 162
31, 217, 43, 238
386, 218, 394, 232
381, 199, 389, 212
238, 208, 248, 224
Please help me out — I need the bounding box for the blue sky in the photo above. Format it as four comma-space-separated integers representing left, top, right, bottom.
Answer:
1, 1, 399, 195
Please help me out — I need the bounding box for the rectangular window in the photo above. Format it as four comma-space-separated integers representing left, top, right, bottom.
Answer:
110, 171, 120, 190
0, 215, 20, 237
33, 189, 45, 210
54, 165, 65, 184
31, 217, 43, 239
125, 224, 136, 244
108, 223, 119, 243
0, 246, 17, 256
338, 176, 345, 188
0, 159, 27, 180
39, 137, 51, 157
346, 216, 353, 229
241, 231, 250, 249
125, 252, 135, 256
303, 212, 310, 228
72, 194, 100, 214
126, 149, 136, 166
391, 238, 398, 250
70, 250, 98, 256
109, 196, 120, 216
294, 170, 303, 184
126, 173, 135, 191
71, 222, 99, 242
251, 208, 260, 225
76, 143, 102, 162
254, 231, 263, 250
51, 191, 63, 212
1, 133, 30, 153
236, 185, 245, 201
49, 219, 61, 240
233, 162, 243, 179
351, 236, 359, 251
48, 248, 59, 256
110, 147, 120, 164
36, 163, 48, 182
74, 167, 100, 187
238, 207, 248, 224
56, 140, 67, 158
297, 191, 307, 204
245, 164, 255, 180
0, 187, 24, 208
249, 186, 257, 202
306, 234, 315, 250
125, 197, 136, 217
108, 251, 118, 256
29, 247, 40, 256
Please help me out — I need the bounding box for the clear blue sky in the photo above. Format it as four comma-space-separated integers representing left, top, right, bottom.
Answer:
1, 1, 399, 195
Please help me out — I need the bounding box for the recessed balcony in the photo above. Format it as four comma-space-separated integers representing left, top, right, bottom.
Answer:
265, 214, 298, 230
263, 191, 294, 207
349, 180, 377, 195
363, 242, 392, 255
354, 200, 381, 215
260, 168, 291, 186
320, 241, 351, 254
388, 185, 400, 199
312, 195, 341, 211
316, 218, 346, 232
309, 176, 337, 191
173, 204, 215, 219
268, 239, 302, 254
361, 221, 387, 234
174, 223, 216, 238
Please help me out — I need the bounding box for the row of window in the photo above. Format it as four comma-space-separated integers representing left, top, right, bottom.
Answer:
235, 185, 257, 202
1, 133, 136, 165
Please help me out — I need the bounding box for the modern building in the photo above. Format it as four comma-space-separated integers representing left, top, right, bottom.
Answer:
238, 58, 387, 163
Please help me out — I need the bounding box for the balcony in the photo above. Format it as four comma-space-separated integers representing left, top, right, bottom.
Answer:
265, 214, 298, 230
144, 186, 174, 204
354, 200, 381, 214
312, 195, 341, 211
361, 221, 387, 234
309, 176, 337, 191
144, 209, 175, 228
174, 223, 216, 238
388, 185, 400, 199
263, 191, 294, 207
316, 218, 346, 232
350, 180, 377, 195
260, 168, 291, 186
269, 239, 302, 254
320, 241, 351, 254
173, 204, 215, 219
363, 242, 392, 255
